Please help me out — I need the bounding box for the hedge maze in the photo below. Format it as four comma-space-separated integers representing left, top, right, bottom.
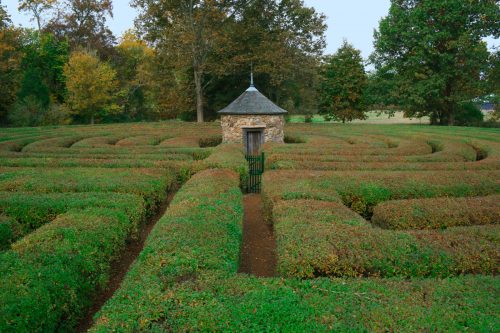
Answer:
0, 122, 498, 331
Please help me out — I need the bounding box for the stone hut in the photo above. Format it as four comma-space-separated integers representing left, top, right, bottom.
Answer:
218, 77, 288, 155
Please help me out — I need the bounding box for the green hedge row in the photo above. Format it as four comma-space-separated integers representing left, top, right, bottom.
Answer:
0, 215, 20, 251
89, 272, 499, 332
0, 207, 142, 331
0, 192, 145, 248
372, 195, 500, 230
0, 156, 191, 169
0, 167, 176, 211
90, 169, 243, 332
202, 144, 249, 181
272, 199, 498, 279
264, 170, 500, 218
268, 159, 500, 171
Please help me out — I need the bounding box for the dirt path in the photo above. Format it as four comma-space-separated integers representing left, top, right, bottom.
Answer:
76, 190, 176, 332
238, 194, 276, 277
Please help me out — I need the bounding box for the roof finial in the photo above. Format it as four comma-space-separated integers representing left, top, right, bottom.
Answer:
246, 62, 258, 92
250, 63, 254, 87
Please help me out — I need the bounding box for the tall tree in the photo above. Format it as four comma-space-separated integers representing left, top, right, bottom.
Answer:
113, 30, 157, 121
64, 50, 118, 124
133, 0, 326, 122
372, 0, 500, 125
226, 0, 326, 114
46, 0, 115, 58
0, 4, 22, 124
18, 0, 57, 30
319, 41, 367, 123
133, 0, 242, 122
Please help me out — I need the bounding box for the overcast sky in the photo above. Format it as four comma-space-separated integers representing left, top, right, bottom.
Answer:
3, 0, 497, 62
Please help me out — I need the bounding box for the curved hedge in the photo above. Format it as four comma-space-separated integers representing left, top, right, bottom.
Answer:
272, 200, 499, 279
372, 195, 500, 230
0, 192, 145, 247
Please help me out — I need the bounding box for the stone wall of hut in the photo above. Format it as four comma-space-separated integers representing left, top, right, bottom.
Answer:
221, 115, 285, 143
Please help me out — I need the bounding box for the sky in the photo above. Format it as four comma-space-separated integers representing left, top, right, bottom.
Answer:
3, 0, 497, 62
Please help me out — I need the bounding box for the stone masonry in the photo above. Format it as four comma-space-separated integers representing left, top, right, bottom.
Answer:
221, 115, 285, 143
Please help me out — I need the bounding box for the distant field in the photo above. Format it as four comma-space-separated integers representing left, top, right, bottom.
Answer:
289, 111, 430, 124
0, 121, 498, 332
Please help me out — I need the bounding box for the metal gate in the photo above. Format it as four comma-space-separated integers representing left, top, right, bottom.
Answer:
245, 152, 265, 193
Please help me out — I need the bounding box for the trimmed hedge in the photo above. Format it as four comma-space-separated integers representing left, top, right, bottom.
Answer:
0, 157, 191, 169
91, 272, 499, 332
0, 216, 20, 251
372, 195, 500, 230
0, 207, 140, 331
271, 200, 498, 279
264, 170, 500, 217
0, 192, 145, 245
203, 144, 249, 181
0, 167, 176, 211
90, 169, 243, 332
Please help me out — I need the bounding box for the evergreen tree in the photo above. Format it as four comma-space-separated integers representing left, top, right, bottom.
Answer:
319, 41, 367, 123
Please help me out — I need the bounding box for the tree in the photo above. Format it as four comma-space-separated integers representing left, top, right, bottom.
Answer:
46, 0, 115, 58
224, 0, 326, 117
133, 0, 242, 122
318, 41, 367, 123
113, 30, 157, 121
133, 0, 326, 122
17, 31, 69, 104
486, 48, 499, 121
0, 4, 22, 124
364, 66, 400, 113
18, 0, 57, 30
64, 50, 118, 124
0, 1, 11, 28
372, 0, 500, 125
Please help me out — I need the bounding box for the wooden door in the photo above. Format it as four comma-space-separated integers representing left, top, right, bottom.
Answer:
246, 130, 262, 155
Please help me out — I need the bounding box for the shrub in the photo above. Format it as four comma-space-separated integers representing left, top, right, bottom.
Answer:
0, 208, 136, 331
90, 169, 243, 331
372, 195, 500, 230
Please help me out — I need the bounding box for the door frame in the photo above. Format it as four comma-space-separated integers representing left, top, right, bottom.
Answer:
242, 127, 265, 155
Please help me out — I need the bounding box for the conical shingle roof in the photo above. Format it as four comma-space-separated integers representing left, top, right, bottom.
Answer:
218, 84, 288, 115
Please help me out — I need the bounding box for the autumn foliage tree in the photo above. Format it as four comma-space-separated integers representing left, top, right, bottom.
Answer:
64, 50, 118, 124
319, 41, 367, 123
114, 30, 157, 121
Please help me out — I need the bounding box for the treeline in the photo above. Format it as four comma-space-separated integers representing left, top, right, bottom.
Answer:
0, 0, 499, 127
0, 0, 326, 126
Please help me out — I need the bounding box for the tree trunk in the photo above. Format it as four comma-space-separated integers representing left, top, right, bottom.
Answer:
90, 114, 94, 125
194, 69, 204, 123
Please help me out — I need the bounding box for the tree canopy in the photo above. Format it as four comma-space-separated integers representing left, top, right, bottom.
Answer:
319, 41, 367, 123
64, 50, 118, 124
372, 0, 500, 125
